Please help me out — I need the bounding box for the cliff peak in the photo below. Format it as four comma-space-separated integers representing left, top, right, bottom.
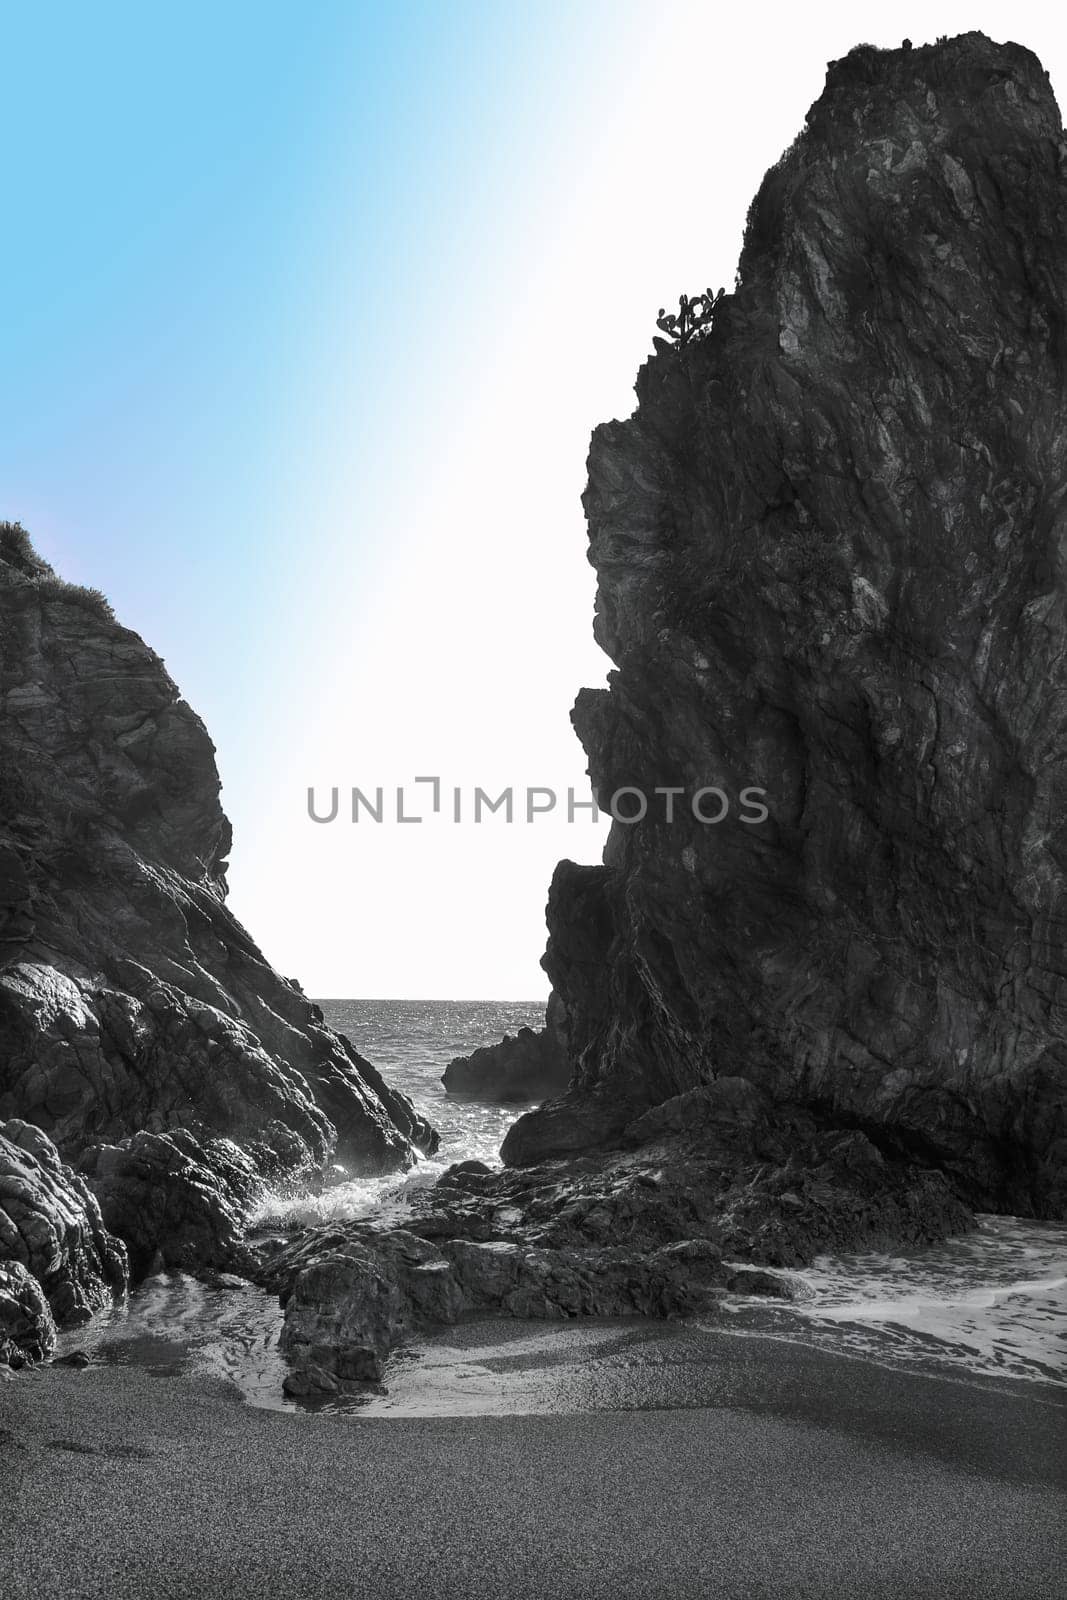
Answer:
505, 32, 1067, 1219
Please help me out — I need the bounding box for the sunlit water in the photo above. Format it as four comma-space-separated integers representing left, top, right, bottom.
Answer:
251, 999, 542, 1228
56, 1000, 1066, 1411
56, 1270, 291, 1408
58, 1000, 542, 1408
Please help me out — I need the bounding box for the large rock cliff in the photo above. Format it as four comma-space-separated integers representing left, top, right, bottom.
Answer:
504, 34, 1067, 1218
254, 35, 1067, 1399
0, 523, 437, 1335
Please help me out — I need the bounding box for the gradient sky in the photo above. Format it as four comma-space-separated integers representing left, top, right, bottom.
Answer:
4, 1, 1065, 997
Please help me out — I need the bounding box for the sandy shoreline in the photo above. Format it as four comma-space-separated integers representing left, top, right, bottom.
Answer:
2, 1325, 1064, 1600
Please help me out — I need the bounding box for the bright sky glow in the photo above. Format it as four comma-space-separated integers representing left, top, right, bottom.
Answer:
4, 1, 1064, 996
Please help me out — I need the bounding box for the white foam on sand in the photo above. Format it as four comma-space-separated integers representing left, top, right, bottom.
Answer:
719, 1215, 1067, 1386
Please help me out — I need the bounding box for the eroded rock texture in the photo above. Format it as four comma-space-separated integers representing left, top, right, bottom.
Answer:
0, 523, 437, 1323
505, 35, 1067, 1217
0, 1262, 55, 1367
0, 1121, 127, 1362
269, 1077, 970, 1391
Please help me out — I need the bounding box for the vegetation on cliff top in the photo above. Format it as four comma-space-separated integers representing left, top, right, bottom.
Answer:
0, 520, 115, 620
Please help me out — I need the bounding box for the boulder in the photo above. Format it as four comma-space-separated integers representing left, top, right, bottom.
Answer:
0, 1261, 55, 1367
272, 1224, 729, 1395
0, 1120, 127, 1364
78, 1129, 262, 1277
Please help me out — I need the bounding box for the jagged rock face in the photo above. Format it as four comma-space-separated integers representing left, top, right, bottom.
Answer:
269, 1081, 971, 1392
0, 1262, 55, 1366
0, 1120, 127, 1362
79, 1129, 262, 1278
277, 1228, 728, 1395
0, 525, 437, 1279
506, 35, 1067, 1216
442, 993, 570, 1104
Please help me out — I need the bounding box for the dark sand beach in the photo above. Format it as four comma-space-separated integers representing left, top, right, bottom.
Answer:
2, 1326, 1064, 1600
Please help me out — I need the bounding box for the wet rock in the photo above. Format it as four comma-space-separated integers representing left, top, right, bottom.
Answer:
438, 1160, 496, 1184
443, 993, 571, 1104
282, 1364, 340, 1399
267, 1093, 972, 1386
725, 1269, 790, 1298
0, 1261, 56, 1366
271, 1221, 729, 1391
78, 1129, 262, 1277
52, 1349, 91, 1368
0, 1120, 127, 1341
504, 35, 1067, 1218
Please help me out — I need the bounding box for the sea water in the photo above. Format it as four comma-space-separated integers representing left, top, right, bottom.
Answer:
717, 1214, 1067, 1387
56, 999, 1066, 1408
252, 999, 542, 1228
57, 1000, 540, 1404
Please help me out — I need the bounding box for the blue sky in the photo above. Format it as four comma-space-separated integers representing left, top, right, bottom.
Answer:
4, 1, 1065, 996
2, 3, 562, 720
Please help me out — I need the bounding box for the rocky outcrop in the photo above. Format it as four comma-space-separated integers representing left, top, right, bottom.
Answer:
269, 1078, 971, 1392
0, 1121, 127, 1363
277, 1230, 728, 1396
0, 522, 437, 1320
503, 35, 1067, 1218
79, 1130, 262, 1277
249, 35, 1065, 1401
0, 1262, 55, 1367
442, 993, 571, 1104
275, 1221, 734, 1396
